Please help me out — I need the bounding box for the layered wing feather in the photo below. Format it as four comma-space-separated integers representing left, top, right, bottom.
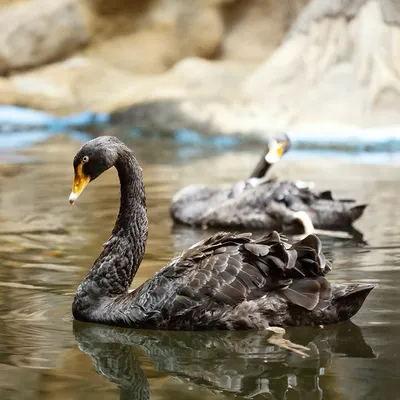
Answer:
126, 231, 373, 329
163, 231, 332, 315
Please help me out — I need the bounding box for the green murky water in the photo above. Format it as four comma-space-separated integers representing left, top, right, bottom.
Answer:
0, 131, 399, 400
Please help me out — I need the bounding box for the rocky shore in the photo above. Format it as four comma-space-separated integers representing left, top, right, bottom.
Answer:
0, 0, 399, 135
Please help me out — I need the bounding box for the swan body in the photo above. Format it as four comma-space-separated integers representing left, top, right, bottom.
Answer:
171, 178, 366, 232
170, 134, 366, 232
70, 136, 374, 331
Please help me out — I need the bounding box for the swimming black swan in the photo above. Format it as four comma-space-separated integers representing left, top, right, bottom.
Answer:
170, 134, 366, 233
69, 136, 374, 337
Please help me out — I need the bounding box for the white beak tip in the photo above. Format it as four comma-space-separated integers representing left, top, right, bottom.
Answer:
69, 192, 78, 205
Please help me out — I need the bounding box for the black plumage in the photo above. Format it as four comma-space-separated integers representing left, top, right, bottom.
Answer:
70, 136, 374, 334
170, 134, 366, 232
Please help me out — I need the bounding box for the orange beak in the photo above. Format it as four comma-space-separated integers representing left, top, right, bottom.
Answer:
265, 139, 289, 164
69, 163, 90, 205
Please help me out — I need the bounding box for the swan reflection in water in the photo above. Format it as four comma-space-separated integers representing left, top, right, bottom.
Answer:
73, 321, 375, 400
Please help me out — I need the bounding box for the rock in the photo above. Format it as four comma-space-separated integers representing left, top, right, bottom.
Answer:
175, 5, 223, 60
110, 98, 288, 137
4, 56, 254, 116
84, 0, 152, 16
0, 0, 88, 74
1, 0, 398, 136
221, 0, 309, 61
108, 57, 296, 135
0, 77, 17, 105
5, 56, 225, 114
9, 57, 138, 114
82, 0, 154, 42
168, 57, 255, 100
84, 30, 179, 74
0, 0, 307, 122
244, 0, 400, 128
83, 2, 224, 74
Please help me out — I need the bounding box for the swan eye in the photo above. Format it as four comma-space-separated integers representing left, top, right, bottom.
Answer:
82, 156, 89, 164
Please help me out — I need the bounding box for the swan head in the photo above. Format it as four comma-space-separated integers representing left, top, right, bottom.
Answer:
264, 133, 291, 164
69, 136, 124, 205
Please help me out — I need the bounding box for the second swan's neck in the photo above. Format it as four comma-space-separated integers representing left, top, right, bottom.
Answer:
75, 148, 148, 306
249, 156, 271, 179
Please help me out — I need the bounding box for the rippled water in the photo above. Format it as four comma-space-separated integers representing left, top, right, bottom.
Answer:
0, 130, 399, 400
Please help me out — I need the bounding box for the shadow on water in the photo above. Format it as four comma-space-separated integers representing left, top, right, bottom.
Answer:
73, 320, 375, 400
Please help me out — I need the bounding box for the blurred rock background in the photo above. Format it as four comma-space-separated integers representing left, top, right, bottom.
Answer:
0, 0, 399, 134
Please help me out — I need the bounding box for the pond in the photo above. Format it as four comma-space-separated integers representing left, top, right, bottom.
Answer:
0, 129, 399, 400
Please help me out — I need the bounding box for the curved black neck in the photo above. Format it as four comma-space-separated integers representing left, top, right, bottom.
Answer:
249, 154, 272, 179
75, 148, 148, 304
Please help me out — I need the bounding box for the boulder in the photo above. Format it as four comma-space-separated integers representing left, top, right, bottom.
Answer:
244, 0, 400, 128
4, 56, 256, 119
83, 2, 224, 74
0, 0, 88, 74
174, 4, 223, 60
221, 0, 308, 61
111, 97, 288, 136
2, 0, 399, 136
0, 77, 17, 105
167, 57, 255, 100
9, 57, 138, 114
0, 0, 308, 126
84, 30, 179, 74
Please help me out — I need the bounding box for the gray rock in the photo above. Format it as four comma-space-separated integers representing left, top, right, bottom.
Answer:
0, 0, 88, 74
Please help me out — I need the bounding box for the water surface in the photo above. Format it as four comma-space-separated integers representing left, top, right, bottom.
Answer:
0, 131, 399, 400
